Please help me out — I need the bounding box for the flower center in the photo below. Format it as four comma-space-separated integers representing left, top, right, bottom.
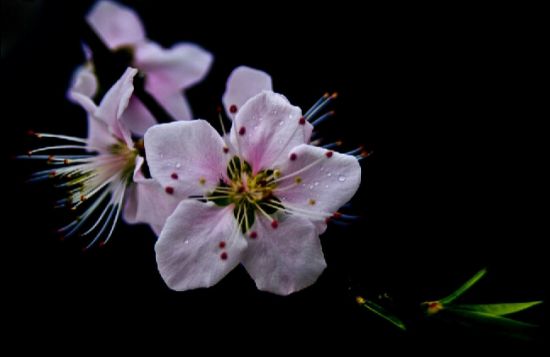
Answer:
208, 156, 283, 233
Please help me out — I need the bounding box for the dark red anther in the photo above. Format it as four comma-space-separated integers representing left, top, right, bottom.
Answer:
271, 220, 278, 229
223, 147, 229, 153
239, 127, 246, 135
299, 117, 306, 125
325, 151, 333, 158
249, 231, 258, 239
171, 172, 179, 180
229, 105, 238, 114
219, 241, 226, 249
220, 252, 228, 260
165, 186, 174, 194
290, 153, 297, 161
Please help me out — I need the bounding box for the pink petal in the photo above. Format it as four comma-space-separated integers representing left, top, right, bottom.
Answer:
122, 156, 180, 235
155, 200, 247, 291
276, 144, 361, 225
135, 42, 213, 91
229, 91, 313, 173
119, 96, 158, 136
144, 120, 228, 199
95, 67, 137, 147
86, 0, 145, 49
86, 115, 117, 152
67, 65, 97, 100
146, 80, 193, 121
242, 214, 326, 295
222, 66, 272, 120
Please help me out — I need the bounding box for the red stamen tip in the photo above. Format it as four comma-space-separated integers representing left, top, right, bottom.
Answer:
331, 92, 339, 99
290, 153, 297, 161
325, 151, 333, 158
165, 186, 174, 194
299, 117, 306, 125
216, 105, 222, 113
229, 105, 238, 114
271, 220, 278, 229
171, 172, 179, 180
239, 127, 246, 135
220, 252, 228, 260
332, 212, 342, 219
223, 147, 229, 153
219, 241, 226, 249
249, 231, 258, 239
26, 130, 37, 137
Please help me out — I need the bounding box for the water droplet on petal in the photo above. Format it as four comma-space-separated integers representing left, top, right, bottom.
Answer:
309, 184, 314, 189
278, 120, 284, 126
184, 240, 189, 245
338, 175, 346, 182
327, 172, 332, 177
314, 181, 319, 186
325, 185, 330, 189
175, 163, 181, 168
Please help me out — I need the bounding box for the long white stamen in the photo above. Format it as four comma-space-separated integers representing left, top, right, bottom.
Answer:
33, 133, 89, 144
273, 156, 326, 184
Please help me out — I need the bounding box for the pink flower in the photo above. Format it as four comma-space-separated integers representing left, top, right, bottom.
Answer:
70, 0, 213, 136
28, 68, 178, 247
145, 91, 361, 295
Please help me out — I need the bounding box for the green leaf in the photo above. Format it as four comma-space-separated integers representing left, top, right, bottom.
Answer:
358, 298, 407, 331
451, 301, 542, 316
440, 268, 487, 305
443, 307, 538, 329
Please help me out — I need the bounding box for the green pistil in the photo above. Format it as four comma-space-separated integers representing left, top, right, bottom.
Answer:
209, 156, 283, 233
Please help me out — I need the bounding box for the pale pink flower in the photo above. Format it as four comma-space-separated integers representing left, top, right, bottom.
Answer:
70, 0, 213, 135
28, 68, 178, 247
145, 91, 361, 295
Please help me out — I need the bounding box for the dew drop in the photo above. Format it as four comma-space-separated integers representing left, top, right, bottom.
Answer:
327, 172, 332, 177
175, 163, 181, 168
309, 184, 314, 189
338, 175, 347, 182
278, 120, 284, 126
314, 181, 319, 186
184, 240, 189, 245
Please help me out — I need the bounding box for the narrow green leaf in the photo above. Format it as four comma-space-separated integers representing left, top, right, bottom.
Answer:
440, 268, 487, 305
358, 298, 407, 331
444, 307, 538, 329
451, 301, 542, 316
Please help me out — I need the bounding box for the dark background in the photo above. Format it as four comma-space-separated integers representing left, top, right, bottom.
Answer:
2, 0, 545, 351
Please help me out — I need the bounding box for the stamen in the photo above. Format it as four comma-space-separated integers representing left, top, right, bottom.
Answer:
273, 156, 326, 184
345, 146, 364, 156
322, 140, 343, 150
29, 132, 88, 144
303, 93, 329, 118
311, 110, 335, 127
305, 92, 337, 121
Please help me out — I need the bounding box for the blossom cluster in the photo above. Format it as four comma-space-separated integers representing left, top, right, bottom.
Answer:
23, 1, 364, 295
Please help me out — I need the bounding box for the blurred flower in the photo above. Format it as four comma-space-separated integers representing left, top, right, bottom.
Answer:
145, 91, 361, 295
70, 0, 213, 135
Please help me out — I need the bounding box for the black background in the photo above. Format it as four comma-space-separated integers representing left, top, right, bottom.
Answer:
2, 0, 546, 352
